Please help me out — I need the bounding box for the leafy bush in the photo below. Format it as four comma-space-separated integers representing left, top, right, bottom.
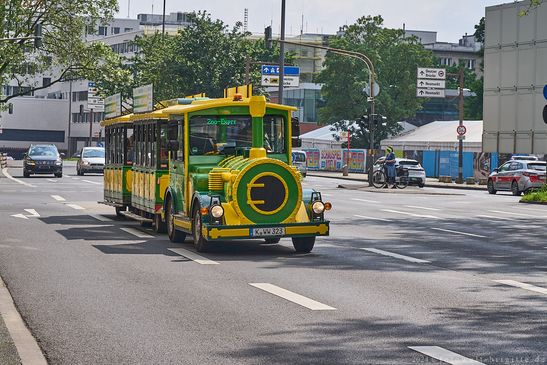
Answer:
521, 184, 547, 203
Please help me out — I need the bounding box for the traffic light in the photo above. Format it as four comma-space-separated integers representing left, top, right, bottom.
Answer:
374, 114, 387, 126
264, 26, 272, 49
34, 24, 42, 48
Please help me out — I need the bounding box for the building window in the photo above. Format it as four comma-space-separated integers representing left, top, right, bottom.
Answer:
124, 27, 133, 32
43, 77, 51, 87
464, 59, 476, 69
111, 27, 120, 35
438, 57, 453, 66
98, 26, 107, 36
72, 91, 88, 102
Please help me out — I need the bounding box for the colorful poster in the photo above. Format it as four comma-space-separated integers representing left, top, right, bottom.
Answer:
342, 149, 366, 172
320, 149, 343, 171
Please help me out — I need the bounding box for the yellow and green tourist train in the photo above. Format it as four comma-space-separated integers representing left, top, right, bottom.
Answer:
100, 87, 331, 253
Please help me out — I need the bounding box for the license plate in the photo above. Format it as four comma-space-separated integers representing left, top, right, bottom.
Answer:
251, 227, 285, 237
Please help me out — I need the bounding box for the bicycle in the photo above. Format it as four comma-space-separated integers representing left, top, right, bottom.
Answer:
370, 164, 409, 189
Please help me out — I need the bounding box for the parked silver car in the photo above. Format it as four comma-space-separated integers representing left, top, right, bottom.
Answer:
373, 157, 426, 187
77, 147, 105, 175
488, 160, 546, 196
292, 150, 307, 177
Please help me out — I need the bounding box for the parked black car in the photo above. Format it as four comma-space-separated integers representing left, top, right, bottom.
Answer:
23, 144, 64, 178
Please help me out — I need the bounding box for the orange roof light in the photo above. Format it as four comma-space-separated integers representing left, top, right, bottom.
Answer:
233, 93, 243, 101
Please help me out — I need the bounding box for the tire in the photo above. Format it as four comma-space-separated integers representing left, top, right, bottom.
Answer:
511, 180, 522, 196
23, 169, 30, 178
55, 172, 62, 178
192, 204, 209, 252
371, 170, 386, 188
154, 213, 167, 234
264, 238, 281, 244
418, 183, 425, 188
115, 206, 125, 217
292, 236, 315, 253
166, 197, 186, 243
396, 175, 409, 189
487, 179, 497, 194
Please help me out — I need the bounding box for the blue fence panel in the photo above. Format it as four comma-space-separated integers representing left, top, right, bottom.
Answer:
422, 151, 437, 177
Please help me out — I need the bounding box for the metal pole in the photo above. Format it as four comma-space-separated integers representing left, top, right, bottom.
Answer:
67, 80, 73, 155
244, 56, 250, 85
162, 0, 166, 35
457, 67, 464, 184
88, 108, 94, 147
278, 0, 286, 104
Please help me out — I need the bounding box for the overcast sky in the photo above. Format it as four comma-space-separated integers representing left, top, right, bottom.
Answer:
117, 0, 507, 42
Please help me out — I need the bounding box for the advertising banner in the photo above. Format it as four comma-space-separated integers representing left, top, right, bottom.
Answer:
133, 84, 153, 113
104, 94, 122, 119
305, 149, 320, 170
320, 149, 343, 171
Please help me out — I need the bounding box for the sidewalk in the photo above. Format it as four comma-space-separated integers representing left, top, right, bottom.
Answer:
0, 280, 22, 365
307, 170, 487, 191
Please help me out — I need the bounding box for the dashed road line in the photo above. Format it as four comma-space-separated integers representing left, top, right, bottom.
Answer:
120, 227, 153, 239
249, 283, 336, 311
1, 168, 36, 188
23, 209, 40, 217
431, 227, 486, 238
90, 214, 113, 222
46, 178, 58, 182
354, 215, 389, 222
361, 248, 430, 263
405, 205, 440, 211
71, 177, 80, 180
82, 179, 102, 185
168, 247, 220, 265
409, 346, 484, 365
66, 204, 85, 210
351, 198, 380, 204
51, 195, 66, 202
0, 276, 48, 365
382, 209, 443, 220
494, 280, 547, 295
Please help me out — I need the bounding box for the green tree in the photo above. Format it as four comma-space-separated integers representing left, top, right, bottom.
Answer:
125, 11, 291, 102
0, 0, 128, 104
316, 15, 435, 149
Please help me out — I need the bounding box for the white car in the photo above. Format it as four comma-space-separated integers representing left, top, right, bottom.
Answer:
373, 157, 426, 187
77, 147, 105, 175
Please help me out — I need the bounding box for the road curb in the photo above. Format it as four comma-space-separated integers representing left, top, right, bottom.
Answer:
307, 172, 486, 191
0, 276, 48, 365
519, 200, 547, 205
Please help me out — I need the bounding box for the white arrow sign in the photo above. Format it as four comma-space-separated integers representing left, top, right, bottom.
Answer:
417, 67, 446, 80
417, 88, 445, 98
417, 79, 446, 89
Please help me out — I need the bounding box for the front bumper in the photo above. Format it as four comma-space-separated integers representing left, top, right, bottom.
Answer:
203, 221, 330, 241
25, 164, 62, 174
81, 164, 104, 173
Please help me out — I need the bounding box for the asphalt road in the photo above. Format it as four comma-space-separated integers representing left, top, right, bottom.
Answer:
1, 164, 546, 364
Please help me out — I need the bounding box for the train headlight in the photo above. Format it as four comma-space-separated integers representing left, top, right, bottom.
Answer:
210, 205, 224, 218
312, 201, 325, 214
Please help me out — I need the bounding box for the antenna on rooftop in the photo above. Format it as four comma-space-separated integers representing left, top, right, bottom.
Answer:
244, 8, 248, 33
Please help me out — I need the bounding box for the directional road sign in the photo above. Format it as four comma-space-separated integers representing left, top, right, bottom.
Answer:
261, 65, 300, 87
416, 88, 445, 98
457, 125, 467, 136
86, 82, 105, 112
417, 79, 446, 89
417, 68, 446, 80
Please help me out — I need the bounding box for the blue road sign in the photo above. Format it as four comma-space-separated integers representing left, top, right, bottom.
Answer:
261, 65, 300, 76
543, 84, 547, 100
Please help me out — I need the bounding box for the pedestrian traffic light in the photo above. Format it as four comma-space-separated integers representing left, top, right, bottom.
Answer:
264, 26, 272, 49
34, 24, 42, 48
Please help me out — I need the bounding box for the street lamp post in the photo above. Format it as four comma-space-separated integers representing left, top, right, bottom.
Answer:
278, 0, 286, 104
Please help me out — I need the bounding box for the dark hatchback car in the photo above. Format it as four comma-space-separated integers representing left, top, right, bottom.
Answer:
23, 144, 64, 178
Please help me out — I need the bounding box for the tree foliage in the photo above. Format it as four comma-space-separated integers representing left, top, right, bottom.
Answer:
316, 15, 435, 149
0, 0, 128, 104
113, 11, 291, 102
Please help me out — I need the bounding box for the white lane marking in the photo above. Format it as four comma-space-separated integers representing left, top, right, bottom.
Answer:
405, 205, 440, 211
1, 168, 36, 188
489, 210, 537, 218
63, 174, 71, 177
0, 276, 48, 365
71, 177, 80, 180
90, 214, 113, 222
409, 346, 484, 365
351, 198, 380, 204
120, 227, 153, 239
354, 215, 390, 222
11, 214, 29, 220
47, 179, 58, 182
249, 283, 336, 311
24, 209, 40, 217
51, 195, 66, 202
168, 248, 220, 265
361, 248, 430, 263
494, 280, 547, 295
476, 214, 514, 221
431, 227, 486, 238
382, 209, 443, 220
321, 193, 332, 197
82, 179, 101, 185
0, 244, 39, 251
66, 204, 85, 210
